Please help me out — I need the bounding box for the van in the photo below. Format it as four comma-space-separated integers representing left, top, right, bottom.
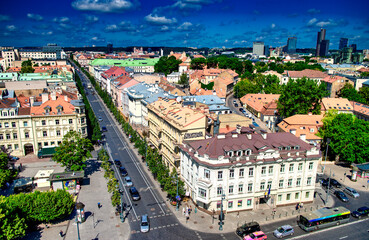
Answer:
236, 221, 260, 237
140, 214, 150, 233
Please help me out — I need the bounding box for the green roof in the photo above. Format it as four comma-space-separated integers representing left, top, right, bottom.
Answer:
90, 58, 159, 67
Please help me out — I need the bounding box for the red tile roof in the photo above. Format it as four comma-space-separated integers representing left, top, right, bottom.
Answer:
287, 69, 328, 79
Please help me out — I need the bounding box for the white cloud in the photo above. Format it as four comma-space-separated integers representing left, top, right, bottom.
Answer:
307, 18, 318, 26
144, 14, 177, 25
271, 23, 276, 29
91, 36, 105, 42
256, 36, 264, 41
6, 25, 17, 32
105, 24, 119, 31
177, 22, 193, 31
316, 21, 331, 27
41, 31, 53, 35
224, 39, 228, 43
160, 25, 169, 31
104, 21, 136, 32
85, 15, 99, 23
53, 17, 70, 23
307, 8, 320, 14
0, 14, 10, 22
27, 13, 43, 21
72, 0, 137, 13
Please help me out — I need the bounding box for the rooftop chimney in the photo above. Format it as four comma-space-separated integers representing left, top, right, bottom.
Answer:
290, 129, 296, 135
246, 130, 252, 140
64, 95, 68, 102
260, 129, 267, 139
236, 124, 241, 134
51, 92, 56, 101
30, 96, 35, 106
300, 134, 306, 142
42, 93, 48, 103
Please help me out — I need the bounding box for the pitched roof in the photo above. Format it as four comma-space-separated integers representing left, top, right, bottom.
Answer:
321, 98, 353, 112
240, 94, 280, 112
30, 95, 75, 115
322, 75, 348, 84
351, 101, 369, 117
277, 115, 323, 141
287, 69, 328, 79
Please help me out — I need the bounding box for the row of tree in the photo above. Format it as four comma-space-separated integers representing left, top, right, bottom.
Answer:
338, 83, 369, 105
74, 57, 186, 200
0, 152, 17, 189
0, 190, 74, 239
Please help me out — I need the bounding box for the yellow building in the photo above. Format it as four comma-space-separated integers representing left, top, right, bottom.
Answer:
147, 98, 207, 170
0, 92, 87, 156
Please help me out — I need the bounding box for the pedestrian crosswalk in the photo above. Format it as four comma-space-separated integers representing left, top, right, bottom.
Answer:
130, 213, 173, 222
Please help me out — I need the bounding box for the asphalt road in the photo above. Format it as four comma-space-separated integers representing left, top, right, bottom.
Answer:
71, 62, 369, 240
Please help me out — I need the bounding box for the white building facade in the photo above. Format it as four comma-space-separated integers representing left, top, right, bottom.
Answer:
179, 129, 321, 213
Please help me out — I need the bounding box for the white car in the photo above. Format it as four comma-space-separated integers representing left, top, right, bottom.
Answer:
125, 176, 133, 187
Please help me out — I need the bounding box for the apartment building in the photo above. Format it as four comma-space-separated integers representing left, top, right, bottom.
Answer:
0, 92, 87, 156
179, 129, 321, 213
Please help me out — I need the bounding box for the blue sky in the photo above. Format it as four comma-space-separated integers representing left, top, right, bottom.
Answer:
1, 0, 368, 49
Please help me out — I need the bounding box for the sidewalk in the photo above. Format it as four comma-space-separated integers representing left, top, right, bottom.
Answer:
319, 163, 369, 193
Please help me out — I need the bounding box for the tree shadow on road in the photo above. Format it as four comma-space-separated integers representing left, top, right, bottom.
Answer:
84, 159, 101, 177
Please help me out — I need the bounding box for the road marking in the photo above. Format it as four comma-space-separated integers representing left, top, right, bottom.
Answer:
339, 236, 348, 239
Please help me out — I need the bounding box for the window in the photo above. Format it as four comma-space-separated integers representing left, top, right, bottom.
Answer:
248, 183, 253, 192
44, 142, 48, 146
69, 119, 73, 124
247, 199, 252, 206
288, 179, 292, 187
56, 130, 61, 136
307, 177, 312, 186
14, 144, 19, 150
280, 164, 285, 173
228, 201, 233, 209
298, 163, 303, 171
296, 178, 301, 186
4, 122, 9, 128
23, 121, 28, 127
217, 187, 223, 196
55, 120, 60, 125
42, 120, 46, 126
3, 112, 7, 117
267, 181, 272, 190
279, 179, 284, 188
217, 201, 221, 209
239, 168, 244, 178
38, 142, 42, 148
11, 122, 16, 127
198, 188, 206, 198
295, 192, 300, 199
229, 185, 234, 194
261, 166, 266, 175
249, 168, 254, 176
43, 131, 47, 137
51, 141, 55, 145
229, 169, 234, 178
286, 193, 291, 201
309, 162, 314, 170
278, 194, 282, 202
238, 184, 243, 193
260, 182, 265, 190
289, 164, 294, 172
57, 141, 61, 145
268, 166, 273, 175
305, 191, 310, 198
0, 123, 2, 128
7, 145, 11, 150
0, 134, 3, 140
6, 134, 10, 140
238, 200, 242, 207
25, 132, 29, 138
81, 118, 85, 124
218, 171, 223, 180
204, 169, 210, 179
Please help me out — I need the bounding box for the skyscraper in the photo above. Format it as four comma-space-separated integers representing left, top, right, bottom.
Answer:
316, 28, 329, 57
287, 37, 297, 54
339, 38, 348, 50
107, 43, 113, 54
253, 41, 264, 56
350, 44, 357, 53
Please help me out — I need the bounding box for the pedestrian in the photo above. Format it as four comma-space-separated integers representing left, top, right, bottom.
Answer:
185, 212, 189, 223
296, 203, 299, 210
59, 230, 63, 237
183, 207, 185, 215
300, 202, 304, 209
188, 206, 192, 215
98, 202, 101, 209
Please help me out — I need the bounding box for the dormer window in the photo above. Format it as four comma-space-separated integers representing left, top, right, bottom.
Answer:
244, 149, 252, 155
44, 106, 51, 114
237, 150, 242, 156
227, 151, 234, 157
295, 145, 300, 150
56, 105, 63, 114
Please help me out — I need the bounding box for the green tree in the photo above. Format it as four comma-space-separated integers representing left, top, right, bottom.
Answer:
233, 78, 260, 98
0, 152, 17, 189
359, 87, 369, 104
0, 196, 27, 240
190, 58, 206, 70
206, 57, 219, 68
338, 83, 366, 103
20, 66, 35, 73
263, 74, 283, 94
53, 131, 93, 171
319, 113, 369, 163
277, 77, 328, 117
178, 73, 189, 86
154, 56, 182, 76
360, 72, 369, 77
21, 60, 32, 67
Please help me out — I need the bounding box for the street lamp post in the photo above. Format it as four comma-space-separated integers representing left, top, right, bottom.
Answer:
325, 169, 331, 205
219, 194, 225, 231
75, 216, 81, 240
323, 138, 330, 174
175, 174, 179, 211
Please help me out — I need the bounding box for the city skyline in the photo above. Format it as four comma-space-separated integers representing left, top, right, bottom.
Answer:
1, 0, 368, 49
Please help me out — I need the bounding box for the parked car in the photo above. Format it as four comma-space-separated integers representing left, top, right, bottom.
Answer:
114, 159, 121, 166
101, 126, 107, 132
233, 100, 237, 104
236, 222, 261, 237
329, 178, 342, 188
352, 206, 369, 218
129, 187, 141, 201
334, 190, 349, 202
98, 116, 103, 122
10, 156, 19, 161
321, 179, 329, 187
125, 176, 133, 187
120, 167, 128, 177
343, 187, 360, 198
239, 107, 244, 112
243, 231, 267, 240
273, 225, 294, 238
234, 103, 239, 107
140, 214, 150, 233
252, 122, 259, 127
